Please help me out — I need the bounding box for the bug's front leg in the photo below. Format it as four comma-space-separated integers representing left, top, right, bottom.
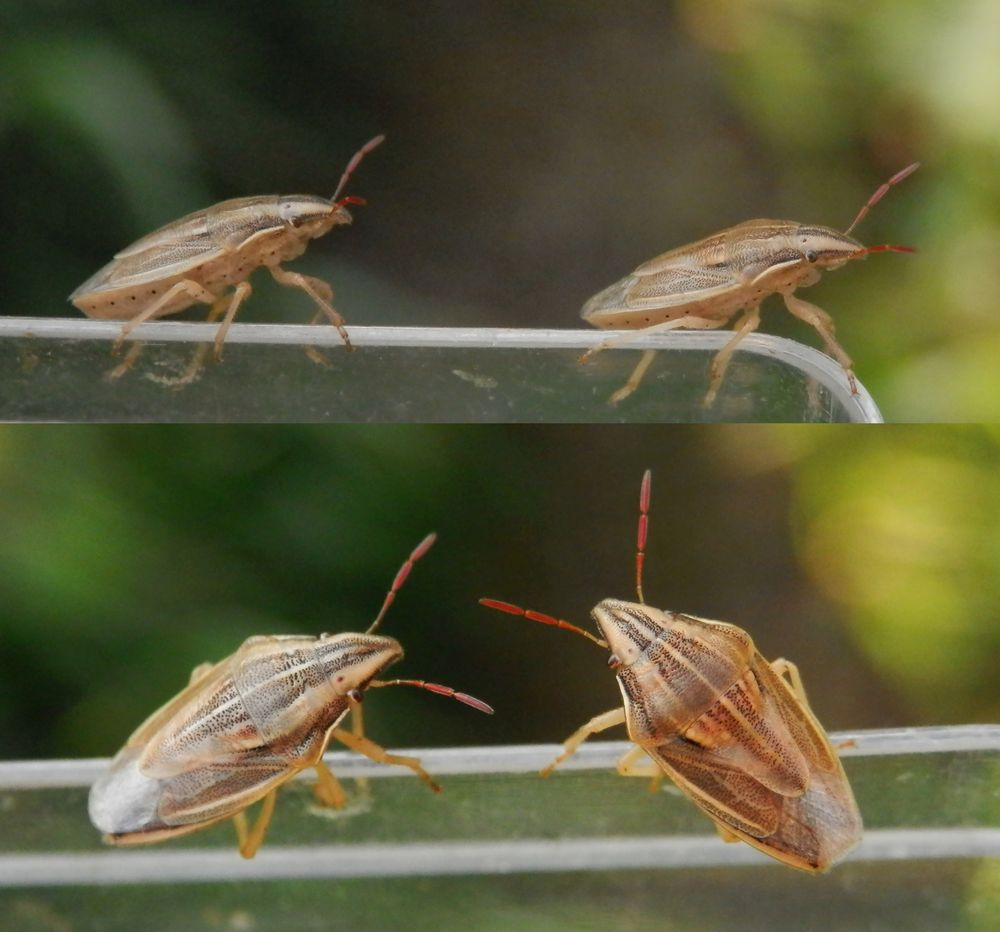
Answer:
312, 759, 348, 808
268, 265, 353, 351
703, 306, 761, 408
330, 727, 441, 794
769, 657, 809, 706
782, 292, 857, 394
231, 788, 278, 859
541, 707, 626, 777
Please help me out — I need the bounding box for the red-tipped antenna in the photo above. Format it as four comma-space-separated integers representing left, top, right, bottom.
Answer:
332, 134, 386, 205
844, 162, 919, 237
479, 598, 609, 649
636, 469, 652, 604
367, 532, 436, 635
369, 678, 494, 715
851, 242, 918, 258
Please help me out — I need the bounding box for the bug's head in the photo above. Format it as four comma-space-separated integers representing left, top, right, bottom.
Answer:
793, 224, 916, 271
278, 195, 354, 239
792, 226, 867, 272
793, 163, 920, 271
316, 632, 403, 698
591, 598, 670, 669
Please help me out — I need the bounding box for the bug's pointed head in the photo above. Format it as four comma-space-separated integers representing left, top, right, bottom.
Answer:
792, 225, 866, 271
315, 632, 403, 696
794, 224, 915, 270
591, 598, 669, 668
278, 195, 353, 240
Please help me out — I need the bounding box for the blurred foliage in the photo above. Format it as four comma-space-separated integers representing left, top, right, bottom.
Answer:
1, 1, 999, 419
0, 425, 995, 762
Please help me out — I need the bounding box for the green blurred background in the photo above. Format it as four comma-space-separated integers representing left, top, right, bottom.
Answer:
0, 424, 996, 761
3, 1, 999, 421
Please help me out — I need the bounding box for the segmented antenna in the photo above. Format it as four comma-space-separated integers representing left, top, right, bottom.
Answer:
479, 598, 609, 649
332, 134, 386, 205
844, 162, 919, 237
369, 678, 494, 714
366, 532, 437, 635
636, 468, 651, 604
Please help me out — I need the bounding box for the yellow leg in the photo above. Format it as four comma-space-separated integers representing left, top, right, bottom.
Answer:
113, 278, 218, 354
312, 758, 348, 808
347, 698, 371, 797
608, 350, 656, 405
782, 291, 857, 394
231, 789, 278, 859
713, 820, 741, 844
211, 280, 254, 361
147, 292, 232, 389
704, 305, 761, 407
541, 707, 627, 777
104, 342, 146, 381
616, 744, 664, 792
331, 727, 441, 794
581, 315, 728, 363
269, 264, 352, 350
770, 657, 810, 707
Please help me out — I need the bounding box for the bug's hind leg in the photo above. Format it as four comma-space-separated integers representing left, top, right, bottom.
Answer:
616, 744, 664, 793
541, 707, 626, 777
581, 316, 730, 405
231, 788, 277, 859
269, 264, 353, 351
112, 279, 218, 355
148, 288, 248, 389
782, 292, 857, 394
703, 305, 761, 408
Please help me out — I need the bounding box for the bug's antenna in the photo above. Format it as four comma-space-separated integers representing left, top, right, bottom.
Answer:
368, 678, 494, 714
332, 134, 386, 205
844, 162, 919, 237
636, 469, 652, 604
850, 242, 917, 258
366, 532, 436, 635
479, 599, 609, 649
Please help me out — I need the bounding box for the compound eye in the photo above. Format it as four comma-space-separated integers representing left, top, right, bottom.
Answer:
347, 688, 364, 704
805, 249, 818, 263
607, 654, 622, 670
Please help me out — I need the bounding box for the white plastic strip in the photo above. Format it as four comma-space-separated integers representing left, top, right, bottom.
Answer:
0, 318, 882, 421
0, 725, 996, 790
0, 829, 996, 887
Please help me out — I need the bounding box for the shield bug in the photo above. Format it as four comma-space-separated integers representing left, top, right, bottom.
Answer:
69, 134, 385, 382
89, 532, 493, 858
580, 163, 919, 406
480, 470, 862, 872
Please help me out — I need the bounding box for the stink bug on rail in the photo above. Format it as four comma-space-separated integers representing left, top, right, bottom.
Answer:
481, 471, 862, 872
89, 532, 493, 858
69, 135, 385, 384
581, 163, 919, 406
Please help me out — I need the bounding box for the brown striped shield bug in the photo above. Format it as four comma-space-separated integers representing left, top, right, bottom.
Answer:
580, 163, 919, 406
88, 532, 493, 859
480, 470, 862, 872
69, 134, 384, 383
